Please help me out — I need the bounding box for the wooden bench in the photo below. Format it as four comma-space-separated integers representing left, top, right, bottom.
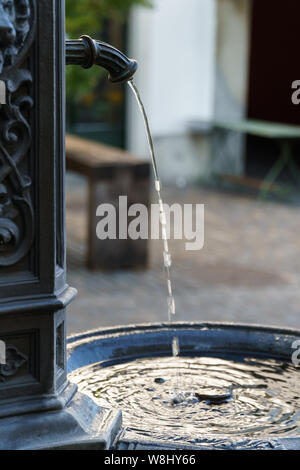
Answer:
66, 134, 150, 270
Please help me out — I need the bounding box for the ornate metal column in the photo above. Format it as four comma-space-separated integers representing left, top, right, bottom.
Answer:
0, 0, 121, 449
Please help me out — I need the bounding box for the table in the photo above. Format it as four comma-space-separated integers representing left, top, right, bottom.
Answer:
213, 119, 300, 198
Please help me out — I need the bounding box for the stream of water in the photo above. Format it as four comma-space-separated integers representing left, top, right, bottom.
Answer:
127, 80, 179, 364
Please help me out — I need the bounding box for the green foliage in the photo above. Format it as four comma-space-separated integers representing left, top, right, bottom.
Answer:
66, 0, 151, 102
66, 0, 152, 36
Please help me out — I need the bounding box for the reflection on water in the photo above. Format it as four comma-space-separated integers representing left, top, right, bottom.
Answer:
70, 355, 300, 445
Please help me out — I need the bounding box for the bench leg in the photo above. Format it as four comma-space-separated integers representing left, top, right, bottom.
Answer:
87, 169, 150, 270
259, 141, 290, 199
287, 154, 300, 187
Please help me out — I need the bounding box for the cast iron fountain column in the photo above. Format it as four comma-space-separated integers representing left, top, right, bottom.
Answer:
0, 0, 122, 449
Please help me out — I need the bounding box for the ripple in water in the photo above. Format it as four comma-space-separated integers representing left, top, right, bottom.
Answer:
69, 356, 300, 445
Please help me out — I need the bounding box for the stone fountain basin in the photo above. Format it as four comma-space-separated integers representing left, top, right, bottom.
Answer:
67, 322, 300, 450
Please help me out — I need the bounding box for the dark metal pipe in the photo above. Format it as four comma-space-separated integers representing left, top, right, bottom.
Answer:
66, 35, 138, 83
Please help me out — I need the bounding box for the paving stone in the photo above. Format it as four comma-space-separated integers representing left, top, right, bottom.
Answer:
66, 176, 300, 335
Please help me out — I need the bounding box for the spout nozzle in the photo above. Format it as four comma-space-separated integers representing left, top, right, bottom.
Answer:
108, 58, 138, 84
66, 36, 138, 83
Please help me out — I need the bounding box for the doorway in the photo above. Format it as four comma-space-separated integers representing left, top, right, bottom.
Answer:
246, 0, 300, 182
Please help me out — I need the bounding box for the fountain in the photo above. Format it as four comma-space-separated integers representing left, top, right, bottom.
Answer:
0, 0, 300, 450
68, 323, 300, 450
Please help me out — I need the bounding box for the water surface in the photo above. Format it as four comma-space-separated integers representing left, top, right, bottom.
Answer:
70, 355, 300, 446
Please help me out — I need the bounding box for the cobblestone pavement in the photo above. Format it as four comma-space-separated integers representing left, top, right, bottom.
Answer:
66, 173, 300, 335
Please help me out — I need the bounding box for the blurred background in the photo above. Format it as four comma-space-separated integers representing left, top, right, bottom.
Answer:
66, 0, 300, 335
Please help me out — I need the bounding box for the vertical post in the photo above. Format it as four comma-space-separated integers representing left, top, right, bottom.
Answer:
0, 0, 121, 449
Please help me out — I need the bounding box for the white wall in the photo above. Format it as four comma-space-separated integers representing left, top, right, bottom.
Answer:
212, 0, 252, 176
127, 0, 217, 163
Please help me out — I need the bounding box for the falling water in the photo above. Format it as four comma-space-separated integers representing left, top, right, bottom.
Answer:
128, 80, 179, 365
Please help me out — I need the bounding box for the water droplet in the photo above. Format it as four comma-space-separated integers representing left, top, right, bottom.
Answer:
160, 211, 167, 226
172, 336, 180, 356
159, 199, 164, 213
168, 297, 176, 316
164, 251, 172, 268
162, 227, 168, 241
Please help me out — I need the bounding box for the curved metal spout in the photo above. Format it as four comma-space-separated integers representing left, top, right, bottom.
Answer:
66, 35, 138, 83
